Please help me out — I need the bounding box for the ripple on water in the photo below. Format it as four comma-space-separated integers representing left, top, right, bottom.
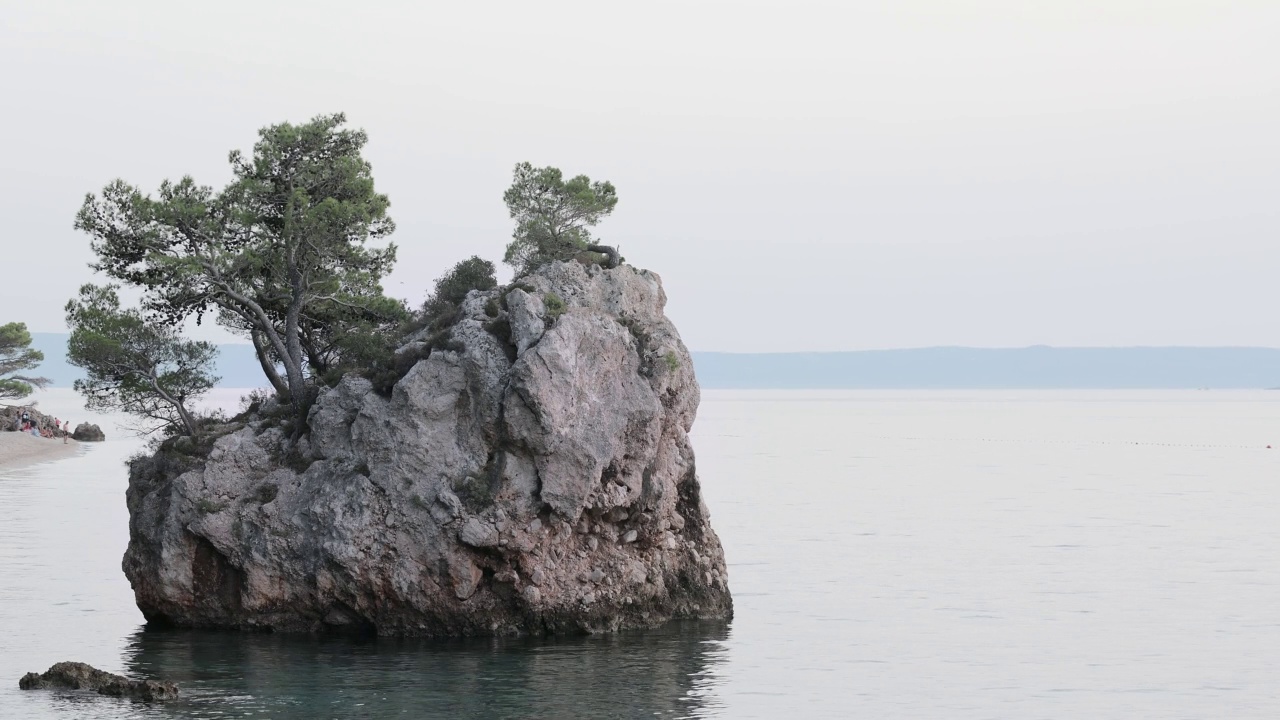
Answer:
4, 389, 1280, 718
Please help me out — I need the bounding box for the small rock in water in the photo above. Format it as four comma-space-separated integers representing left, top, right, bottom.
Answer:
19, 661, 178, 702
71, 423, 106, 442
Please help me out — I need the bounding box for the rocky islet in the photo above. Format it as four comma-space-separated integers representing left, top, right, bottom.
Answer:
123, 262, 732, 636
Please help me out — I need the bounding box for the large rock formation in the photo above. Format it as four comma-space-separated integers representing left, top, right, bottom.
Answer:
123, 262, 731, 636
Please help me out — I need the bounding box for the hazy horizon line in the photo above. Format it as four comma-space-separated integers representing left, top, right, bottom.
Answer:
26, 332, 1280, 355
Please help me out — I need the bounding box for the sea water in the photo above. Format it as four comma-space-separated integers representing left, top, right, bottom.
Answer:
2, 389, 1278, 718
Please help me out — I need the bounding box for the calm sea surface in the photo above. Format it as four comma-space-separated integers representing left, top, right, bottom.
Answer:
2, 389, 1279, 719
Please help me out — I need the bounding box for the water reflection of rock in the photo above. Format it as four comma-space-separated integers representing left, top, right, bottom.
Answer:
122, 621, 730, 718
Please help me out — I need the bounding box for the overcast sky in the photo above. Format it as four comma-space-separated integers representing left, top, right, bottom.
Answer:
2, 1, 1277, 352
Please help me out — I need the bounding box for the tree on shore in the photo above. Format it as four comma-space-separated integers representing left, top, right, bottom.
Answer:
0, 322, 50, 400
74, 113, 398, 426
502, 163, 620, 274
65, 284, 217, 437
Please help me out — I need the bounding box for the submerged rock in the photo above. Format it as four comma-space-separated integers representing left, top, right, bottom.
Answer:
72, 423, 106, 442
19, 661, 178, 702
123, 262, 732, 636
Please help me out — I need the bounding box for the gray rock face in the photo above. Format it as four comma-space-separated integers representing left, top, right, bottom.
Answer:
19, 661, 178, 702
2, 406, 74, 435
123, 263, 731, 636
72, 423, 106, 442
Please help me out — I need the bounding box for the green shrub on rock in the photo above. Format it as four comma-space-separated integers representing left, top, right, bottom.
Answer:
544, 292, 567, 320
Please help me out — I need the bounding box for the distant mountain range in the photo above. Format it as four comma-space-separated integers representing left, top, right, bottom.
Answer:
28, 334, 1280, 390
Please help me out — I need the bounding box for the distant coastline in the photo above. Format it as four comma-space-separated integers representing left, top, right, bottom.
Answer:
694, 346, 1280, 389
27, 334, 1280, 390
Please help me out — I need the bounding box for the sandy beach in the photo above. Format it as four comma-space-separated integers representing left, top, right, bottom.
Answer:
0, 432, 78, 470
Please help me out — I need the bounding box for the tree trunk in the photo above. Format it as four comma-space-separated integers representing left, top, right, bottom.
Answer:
174, 402, 199, 440
150, 374, 198, 439
301, 327, 328, 376
282, 303, 307, 432
280, 191, 310, 437
251, 330, 289, 396
586, 243, 620, 269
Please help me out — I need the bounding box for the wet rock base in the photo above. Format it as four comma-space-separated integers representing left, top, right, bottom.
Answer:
19, 661, 178, 702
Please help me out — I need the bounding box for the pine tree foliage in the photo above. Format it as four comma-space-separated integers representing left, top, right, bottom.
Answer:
0, 322, 49, 400
65, 284, 217, 437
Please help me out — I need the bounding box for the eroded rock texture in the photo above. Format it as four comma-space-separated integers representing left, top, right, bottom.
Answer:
19, 661, 178, 702
123, 263, 731, 636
